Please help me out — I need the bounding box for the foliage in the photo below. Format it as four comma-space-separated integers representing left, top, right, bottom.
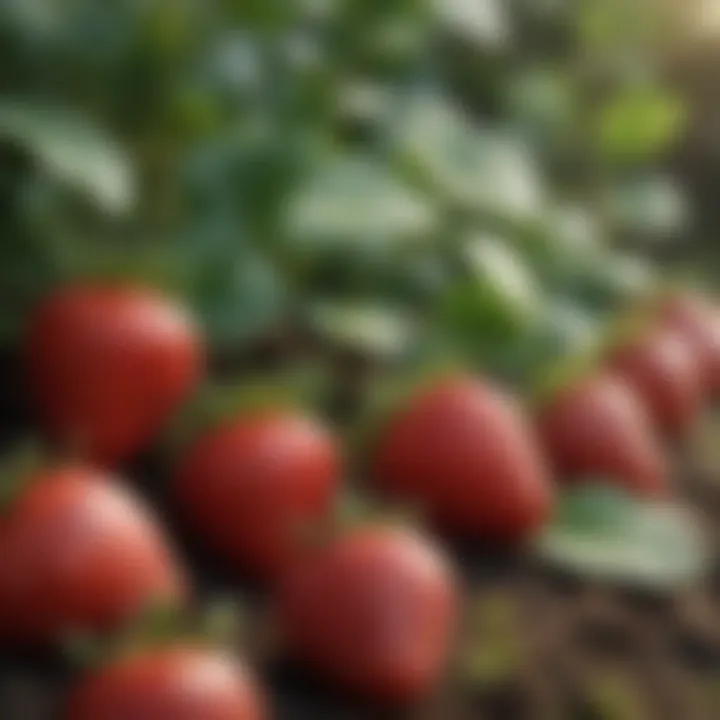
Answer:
0, 0, 690, 383
536, 484, 709, 589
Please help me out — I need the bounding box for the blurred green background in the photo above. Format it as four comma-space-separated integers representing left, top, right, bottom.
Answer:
0, 0, 716, 384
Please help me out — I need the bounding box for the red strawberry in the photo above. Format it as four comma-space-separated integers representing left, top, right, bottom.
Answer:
659, 292, 720, 396
277, 525, 458, 704
536, 374, 668, 497
26, 285, 203, 466
370, 374, 552, 543
0, 464, 185, 645
173, 411, 340, 582
608, 329, 704, 438
610, 330, 704, 437
65, 645, 265, 720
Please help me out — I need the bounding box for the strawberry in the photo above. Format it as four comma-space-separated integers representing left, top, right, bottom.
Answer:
609, 328, 704, 438
536, 374, 669, 497
27, 284, 203, 465
370, 374, 553, 543
173, 410, 340, 582
65, 644, 265, 720
277, 525, 458, 704
0, 463, 185, 645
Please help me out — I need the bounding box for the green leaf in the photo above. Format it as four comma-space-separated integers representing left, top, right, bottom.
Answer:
518, 204, 604, 281
434, 0, 511, 50
0, 101, 134, 213
192, 251, 288, 349
396, 95, 543, 221
507, 68, 575, 142
440, 236, 544, 343
596, 88, 687, 165
534, 298, 601, 364
536, 485, 708, 590
286, 156, 437, 246
308, 301, 417, 359
607, 175, 687, 237
566, 251, 657, 311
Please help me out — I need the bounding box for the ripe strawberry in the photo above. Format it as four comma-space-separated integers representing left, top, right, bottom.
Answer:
277, 525, 458, 704
173, 411, 340, 582
65, 644, 265, 720
608, 329, 704, 438
659, 291, 720, 396
370, 374, 552, 543
26, 285, 203, 465
0, 463, 185, 645
536, 374, 669, 497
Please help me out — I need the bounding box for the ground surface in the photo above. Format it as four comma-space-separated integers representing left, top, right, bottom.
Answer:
2, 348, 720, 720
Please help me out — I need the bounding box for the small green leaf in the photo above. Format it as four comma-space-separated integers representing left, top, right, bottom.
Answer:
286, 156, 437, 246
607, 175, 687, 237
440, 236, 544, 343
192, 251, 288, 349
536, 485, 708, 590
529, 298, 601, 374
512, 205, 605, 290
308, 301, 417, 358
434, 0, 511, 50
0, 101, 134, 213
596, 88, 687, 165
567, 251, 658, 312
507, 68, 575, 142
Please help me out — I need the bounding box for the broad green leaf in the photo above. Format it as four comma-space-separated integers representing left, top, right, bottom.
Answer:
596, 88, 687, 165
308, 301, 417, 358
286, 156, 437, 246
536, 485, 708, 590
397, 94, 543, 220
0, 101, 134, 213
434, 0, 511, 49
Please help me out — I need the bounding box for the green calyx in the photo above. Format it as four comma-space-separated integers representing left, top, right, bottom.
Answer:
164, 367, 329, 456
292, 488, 428, 558
0, 440, 47, 514
63, 596, 246, 670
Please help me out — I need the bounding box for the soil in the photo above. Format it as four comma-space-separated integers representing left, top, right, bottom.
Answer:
2, 342, 720, 720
